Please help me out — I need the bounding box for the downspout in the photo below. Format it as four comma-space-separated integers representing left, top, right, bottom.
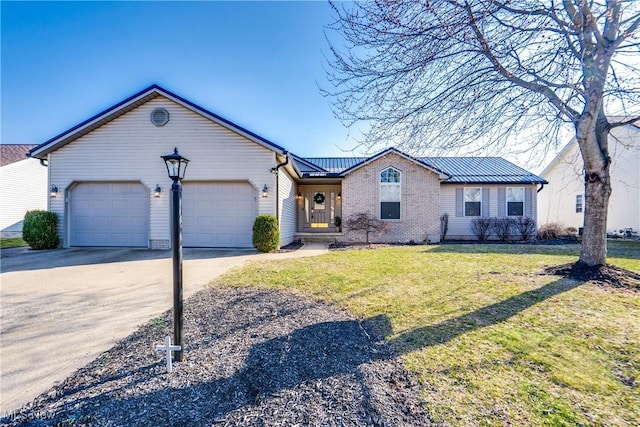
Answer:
537, 183, 545, 193
270, 151, 289, 224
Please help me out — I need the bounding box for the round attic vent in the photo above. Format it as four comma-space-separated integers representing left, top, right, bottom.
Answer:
151, 108, 169, 127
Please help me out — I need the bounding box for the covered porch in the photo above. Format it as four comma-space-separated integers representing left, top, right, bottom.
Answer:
295, 184, 343, 235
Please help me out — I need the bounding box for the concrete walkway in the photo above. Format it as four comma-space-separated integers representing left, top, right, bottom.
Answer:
0, 243, 328, 413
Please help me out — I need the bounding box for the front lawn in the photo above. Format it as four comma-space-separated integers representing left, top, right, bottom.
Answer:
216, 241, 640, 426
0, 237, 27, 249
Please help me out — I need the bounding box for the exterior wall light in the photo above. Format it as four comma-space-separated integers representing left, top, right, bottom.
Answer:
50, 184, 59, 198
154, 185, 162, 198
337, 192, 342, 200
262, 184, 269, 198
296, 192, 302, 200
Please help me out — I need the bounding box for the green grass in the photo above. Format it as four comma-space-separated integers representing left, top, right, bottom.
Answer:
0, 237, 27, 249
215, 241, 640, 426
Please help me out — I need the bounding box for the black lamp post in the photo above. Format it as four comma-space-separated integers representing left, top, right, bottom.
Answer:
161, 147, 190, 362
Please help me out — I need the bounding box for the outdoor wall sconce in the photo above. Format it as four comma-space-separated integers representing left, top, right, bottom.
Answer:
296, 192, 302, 200
50, 184, 59, 198
262, 184, 269, 198
337, 192, 342, 200
154, 185, 162, 198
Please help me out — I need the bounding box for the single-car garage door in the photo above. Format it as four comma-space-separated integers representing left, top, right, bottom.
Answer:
182, 182, 257, 248
70, 182, 149, 247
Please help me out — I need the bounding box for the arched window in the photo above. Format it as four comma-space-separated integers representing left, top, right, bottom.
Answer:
380, 167, 401, 220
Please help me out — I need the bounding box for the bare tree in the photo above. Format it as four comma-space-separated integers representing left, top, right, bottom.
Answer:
325, 0, 640, 266
345, 212, 390, 245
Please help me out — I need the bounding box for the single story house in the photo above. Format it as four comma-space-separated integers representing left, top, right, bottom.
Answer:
28, 85, 546, 248
0, 144, 47, 237
538, 119, 639, 236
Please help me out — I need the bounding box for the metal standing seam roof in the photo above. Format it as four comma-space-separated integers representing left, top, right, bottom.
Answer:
300, 156, 546, 184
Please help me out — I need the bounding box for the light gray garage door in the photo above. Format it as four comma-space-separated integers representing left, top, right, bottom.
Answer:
70, 182, 149, 247
182, 182, 257, 248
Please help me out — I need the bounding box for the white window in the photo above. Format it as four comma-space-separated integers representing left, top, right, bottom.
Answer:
464, 187, 482, 217
507, 187, 524, 216
380, 167, 401, 220
576, 195, 583, 213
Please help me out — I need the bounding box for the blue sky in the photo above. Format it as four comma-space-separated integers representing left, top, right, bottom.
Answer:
1, 1, 356, 157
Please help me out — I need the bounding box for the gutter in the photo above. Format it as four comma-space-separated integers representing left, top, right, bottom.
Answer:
270, 151, 289, 229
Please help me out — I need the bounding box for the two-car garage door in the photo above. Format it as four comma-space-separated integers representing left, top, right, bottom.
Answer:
69, 181, 257, 248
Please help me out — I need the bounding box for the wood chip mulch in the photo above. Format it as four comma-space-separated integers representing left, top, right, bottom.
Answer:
542, 262, 640, 290
4, 288, 434, 427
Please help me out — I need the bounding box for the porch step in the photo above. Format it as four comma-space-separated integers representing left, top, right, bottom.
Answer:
295, 233, 342, 244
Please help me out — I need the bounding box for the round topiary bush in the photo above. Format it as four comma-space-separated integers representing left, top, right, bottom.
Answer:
252, 215, 280, 253
22, 210, 59, 250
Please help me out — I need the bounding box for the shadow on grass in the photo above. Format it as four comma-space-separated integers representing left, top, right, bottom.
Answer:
386, 277, 584, 352
6, 278, 586, 426
427, 240, 640, 260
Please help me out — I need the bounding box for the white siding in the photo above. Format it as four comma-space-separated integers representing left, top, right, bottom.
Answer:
0, 159, 48, 237
278, 168, 296, 246
538, 125, 640, 234
48, 96, 277, 247
441, 184, 539, 239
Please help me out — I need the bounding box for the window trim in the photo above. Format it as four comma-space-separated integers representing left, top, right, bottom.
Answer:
575, 194, 583, 213
380, 167, 401, 220
506, 186, 525, 217
464, 187, 482, 217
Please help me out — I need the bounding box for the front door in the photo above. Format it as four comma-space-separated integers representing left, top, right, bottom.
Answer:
299, 186, 342, 232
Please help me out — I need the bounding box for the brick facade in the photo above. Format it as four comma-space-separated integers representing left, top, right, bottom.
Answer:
341, 152, 441, 243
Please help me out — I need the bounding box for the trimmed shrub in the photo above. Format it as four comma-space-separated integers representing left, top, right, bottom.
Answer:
470, 217, 492, 241
537, 222, 565, 240
493, 217, 515, 241
22, 210, 59, 250
513, 217, 537, 241
252, 215, 280, 253
440, 213, 449, 241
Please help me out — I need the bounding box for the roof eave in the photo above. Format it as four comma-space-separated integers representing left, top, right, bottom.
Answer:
340, 147, 450, 179
29, 84, 287, 160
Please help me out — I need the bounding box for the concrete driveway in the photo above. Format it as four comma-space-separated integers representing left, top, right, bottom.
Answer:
0, 244, 327, 413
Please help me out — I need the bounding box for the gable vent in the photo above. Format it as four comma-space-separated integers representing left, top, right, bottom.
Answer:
151, 108, 169, 127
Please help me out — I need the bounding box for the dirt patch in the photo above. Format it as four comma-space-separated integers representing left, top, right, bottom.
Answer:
542, 262, 640, 290
3, 288, 432, 427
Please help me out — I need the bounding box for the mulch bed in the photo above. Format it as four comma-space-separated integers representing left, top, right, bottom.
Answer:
542, 262, 640, 290
4, 288, 433, 427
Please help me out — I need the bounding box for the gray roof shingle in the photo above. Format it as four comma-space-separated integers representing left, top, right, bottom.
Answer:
1, 145, 36, 166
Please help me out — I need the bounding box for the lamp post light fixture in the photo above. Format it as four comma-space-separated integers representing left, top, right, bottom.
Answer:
161, 147, 190, 362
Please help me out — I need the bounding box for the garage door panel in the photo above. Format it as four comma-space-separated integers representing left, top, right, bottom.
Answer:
183, 182, 257, 248
70, 183, 149, 247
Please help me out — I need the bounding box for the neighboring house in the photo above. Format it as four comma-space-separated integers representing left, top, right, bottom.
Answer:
0, 144, 47, 237
28, 85, 546, 248
538, 120, 640, 236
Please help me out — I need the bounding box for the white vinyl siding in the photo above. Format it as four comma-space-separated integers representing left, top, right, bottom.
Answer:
443, 184, 539, 239
48, 96, 277, 247
0, 159, 47, 236
278, 168, 296, 247
538, 123, 639, 234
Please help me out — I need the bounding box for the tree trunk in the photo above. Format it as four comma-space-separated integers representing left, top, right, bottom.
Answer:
578, 118, 612, 266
